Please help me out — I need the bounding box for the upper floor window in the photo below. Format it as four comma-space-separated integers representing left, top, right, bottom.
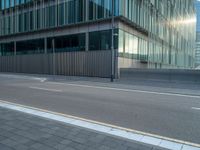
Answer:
11, 0, 14, 7
1, 0, 5, 10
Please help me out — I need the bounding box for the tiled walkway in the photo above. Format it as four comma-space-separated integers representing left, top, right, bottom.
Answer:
0, 107, 167, 150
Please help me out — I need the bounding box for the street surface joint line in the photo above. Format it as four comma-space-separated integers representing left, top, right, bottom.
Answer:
29, 86, 62, 92
48, 81, 200, 99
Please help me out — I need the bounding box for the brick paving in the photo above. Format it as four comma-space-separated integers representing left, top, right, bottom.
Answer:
0, 107, 168, 150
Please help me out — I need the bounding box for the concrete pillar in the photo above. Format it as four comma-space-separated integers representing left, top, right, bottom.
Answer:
44, 38, 47, 54
52, 38, 56, 76
86, 0, 89, 21
85, 0, 90, 52
85, 32, 89, 51
14, 41, 16, 55
14, 41, 17, 73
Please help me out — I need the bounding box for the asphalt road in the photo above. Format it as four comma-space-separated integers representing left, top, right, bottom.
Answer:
0, 74, 200, 144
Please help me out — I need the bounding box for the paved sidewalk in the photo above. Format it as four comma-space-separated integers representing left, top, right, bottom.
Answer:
0, 107, 167, 150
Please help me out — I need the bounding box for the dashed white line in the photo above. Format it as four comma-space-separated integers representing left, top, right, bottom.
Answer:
29, 86, 62, 92
192, 107, 200, 110
0, 74, 46, 82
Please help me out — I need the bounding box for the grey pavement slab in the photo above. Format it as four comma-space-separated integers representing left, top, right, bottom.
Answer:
0, 107, 168, 150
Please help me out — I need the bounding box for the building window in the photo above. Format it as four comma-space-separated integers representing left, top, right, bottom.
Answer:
16, 39, 45, 55
10, 0, 14, 7
1, 0, 5, 10
89, 0, 112, 20
5, 0, 9, 9
0, 42, 14, 56
47, 33, 85, 53
89, 30, 111, 51
118, 30, 141, 60
58, 3, 64, 26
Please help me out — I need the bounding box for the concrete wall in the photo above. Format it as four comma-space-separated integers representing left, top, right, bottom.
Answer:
120, 68, 200, 83
0, 51, 112, 78
118, 57, 185, 70
118, 57, 148, 69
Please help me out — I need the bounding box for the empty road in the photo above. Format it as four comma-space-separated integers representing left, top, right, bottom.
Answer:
0, 74, 200, 144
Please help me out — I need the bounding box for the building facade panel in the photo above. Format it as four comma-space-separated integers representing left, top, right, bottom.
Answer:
195, 0, 200, 68
0, 50, 112, 77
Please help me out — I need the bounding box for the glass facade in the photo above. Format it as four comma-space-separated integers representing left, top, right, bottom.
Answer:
0, 0, 196, 69
118, 0, 196, 68
195, 0, 200, 67
0, 0, 117, 35
0, 33, 86, 55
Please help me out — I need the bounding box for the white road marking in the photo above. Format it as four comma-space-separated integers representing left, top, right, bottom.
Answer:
0, 100, 199, 150
192, 107, 200, 110
29, 86, 62, 92
48, 82, 200, 99
33, 78, 46, 82
0, 74, 47, 82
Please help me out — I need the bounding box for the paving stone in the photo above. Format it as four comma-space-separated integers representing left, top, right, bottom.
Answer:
68, 142, 87, 150
0, 135, 7, 141
36, 144, 56, 150
40, 139, 60, 147
54, 144, 68, 150
0, 107, 168, 150
13, 144, 29, 150
64, 147, 76, 150
30, 143, 44, 149
0, 143, 13, 150
98, 145, 112, 150
0, 138, 19, 147
60, 139, 72, 145
23, 140, 36, 146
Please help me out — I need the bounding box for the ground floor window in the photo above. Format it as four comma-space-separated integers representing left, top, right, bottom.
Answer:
0, 42, 14, 56
47, 33, 85, 53
118, 29, 139, 60
89, 30, 111, 51
89, 29, 118, 51
16, 39, 44, 55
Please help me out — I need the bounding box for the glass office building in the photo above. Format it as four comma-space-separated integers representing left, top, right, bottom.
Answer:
195, 0, 200, 68
0, 0, 196, 73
